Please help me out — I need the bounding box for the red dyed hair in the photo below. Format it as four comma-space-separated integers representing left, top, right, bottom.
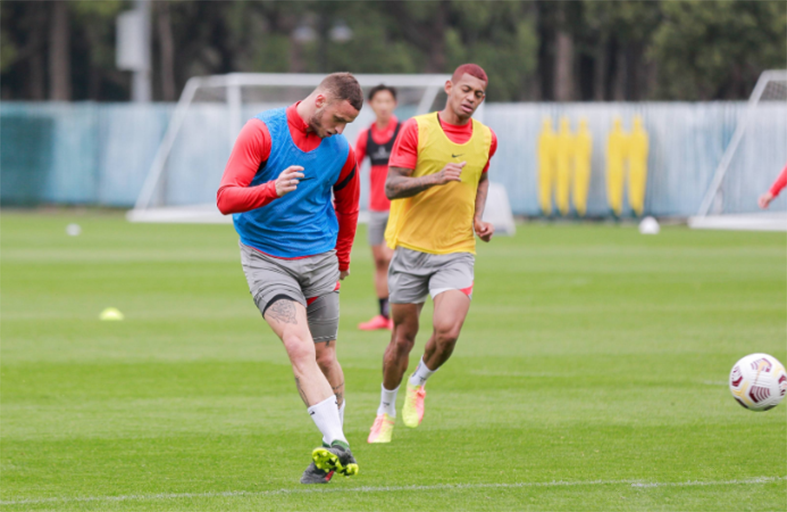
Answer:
451, 63, 488, 84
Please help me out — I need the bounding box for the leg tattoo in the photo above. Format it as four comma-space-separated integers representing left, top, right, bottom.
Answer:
294, 377, 308, 406
267, 300, 298, 325
333, 381, 345, 406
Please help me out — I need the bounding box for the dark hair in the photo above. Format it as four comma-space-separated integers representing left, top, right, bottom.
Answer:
319, 72, 363, 110
368, 84, 397, 102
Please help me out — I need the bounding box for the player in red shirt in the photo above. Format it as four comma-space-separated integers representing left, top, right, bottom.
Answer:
367, 64, 498, 444
355, 85, 401, 331
758, 162, 787, 209
216, 73, 362, 484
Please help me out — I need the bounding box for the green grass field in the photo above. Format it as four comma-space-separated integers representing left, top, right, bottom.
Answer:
2, 212, 785, 511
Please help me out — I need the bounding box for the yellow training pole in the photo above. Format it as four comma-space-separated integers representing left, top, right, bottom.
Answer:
628, 116, 649, 216
538, 118, 557, 215
606, 117, 627, 216
555, 117, 574, 216
573, 118, 593, 217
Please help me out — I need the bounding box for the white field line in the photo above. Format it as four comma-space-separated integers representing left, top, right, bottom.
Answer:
1, 476, 784, 506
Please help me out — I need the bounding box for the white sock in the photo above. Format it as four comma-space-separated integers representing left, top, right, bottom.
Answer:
409, 357, 436, 387
377, 384, 399, 417
338, 399, 346, 426
308, 395, 348, 447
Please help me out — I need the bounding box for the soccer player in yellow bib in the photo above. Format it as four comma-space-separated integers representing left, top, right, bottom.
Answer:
367, 64, 498, 443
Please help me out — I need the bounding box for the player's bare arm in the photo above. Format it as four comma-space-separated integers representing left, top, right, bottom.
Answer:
385, 162, 465, 200
473, 172, 494, 242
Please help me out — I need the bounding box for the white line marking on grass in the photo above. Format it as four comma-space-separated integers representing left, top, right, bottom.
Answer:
630, 476, 784, 488
2, 476, 784, 506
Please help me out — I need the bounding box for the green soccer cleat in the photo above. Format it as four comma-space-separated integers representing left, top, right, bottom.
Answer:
402, 382, 426, 428
311, 443, 359, 477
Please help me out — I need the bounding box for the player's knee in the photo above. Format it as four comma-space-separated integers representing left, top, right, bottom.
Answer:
282, 334, 315, 364
391, 332, 416, 354
315, 343, 336, 371
434, 324, 460, 346
374, 255, 390, 271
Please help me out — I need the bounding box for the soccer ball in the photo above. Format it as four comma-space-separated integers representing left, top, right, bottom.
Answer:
729, 353, 787, 411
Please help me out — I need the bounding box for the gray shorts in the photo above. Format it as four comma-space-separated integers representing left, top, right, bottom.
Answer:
239, 242, 340, 342
388, 247, 475, 304
368, 210, 390, 246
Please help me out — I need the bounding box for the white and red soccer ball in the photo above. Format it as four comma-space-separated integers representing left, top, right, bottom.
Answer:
729, 353, 787, 411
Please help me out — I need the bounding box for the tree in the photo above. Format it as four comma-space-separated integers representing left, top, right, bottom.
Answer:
156, 1, 176, 101
582, 0, 663, 100
0, 22, 17, 75
48, 0, 71, 100
651, 0, 787, 100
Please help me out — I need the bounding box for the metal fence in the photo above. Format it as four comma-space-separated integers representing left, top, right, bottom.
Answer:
2, 101, 785, 216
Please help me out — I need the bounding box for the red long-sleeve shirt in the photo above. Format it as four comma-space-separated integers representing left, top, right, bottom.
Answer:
769, 163, 787, 198
355, 116, 399, 212
217, 103, 359, 271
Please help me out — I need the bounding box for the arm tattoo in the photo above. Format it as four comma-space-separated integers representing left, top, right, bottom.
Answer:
265, 299, 297, 325
294, 377, 308, 406
474, 173, 489, 221
385, 166, 437, 200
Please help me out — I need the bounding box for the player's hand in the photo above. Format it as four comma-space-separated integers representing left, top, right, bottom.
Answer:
339, 269, 350, 280
474, 218, 494, 242
275, 165, 305, 197
434, 162, 465, 185
758, 191, 774, 209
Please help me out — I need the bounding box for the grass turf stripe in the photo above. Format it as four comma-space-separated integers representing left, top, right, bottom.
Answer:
2, 476, 784, 506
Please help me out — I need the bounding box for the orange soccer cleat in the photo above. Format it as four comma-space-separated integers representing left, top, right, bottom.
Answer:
367, 413, 395, 443
402, 383, 426, 428
358, 315, 392, 331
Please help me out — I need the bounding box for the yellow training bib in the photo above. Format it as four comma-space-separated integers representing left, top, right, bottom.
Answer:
385, 113, 492, 255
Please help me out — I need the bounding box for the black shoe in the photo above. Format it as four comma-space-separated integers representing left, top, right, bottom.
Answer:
300, 461, 334, 484
311, 443, 359, 476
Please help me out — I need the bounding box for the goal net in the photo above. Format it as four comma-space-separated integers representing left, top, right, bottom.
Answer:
689, 70, 787, 231
125, 72, 513, 234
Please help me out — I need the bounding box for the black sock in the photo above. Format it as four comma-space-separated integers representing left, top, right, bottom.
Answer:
379, 298, 389, 319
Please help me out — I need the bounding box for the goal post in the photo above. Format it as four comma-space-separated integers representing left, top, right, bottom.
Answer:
689, 70, 787, 231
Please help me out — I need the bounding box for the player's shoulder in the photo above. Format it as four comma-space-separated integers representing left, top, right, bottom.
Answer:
487, 126, 497, 144
328, 133, 351, 154
411, 112, 436, 124
400, 116, 421, 128
397, 117, 420, 137
255, 106, 287, 123
472, 118, 496, 142
238, 117, 271, 143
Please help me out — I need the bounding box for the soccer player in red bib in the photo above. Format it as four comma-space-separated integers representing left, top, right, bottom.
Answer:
758, 162, 787, 209
355, 85, 402, 331
367, 64, 498, 443
217, 73, 362, 483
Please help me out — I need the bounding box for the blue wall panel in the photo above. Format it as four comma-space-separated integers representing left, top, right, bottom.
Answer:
2, 101, 784, 216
